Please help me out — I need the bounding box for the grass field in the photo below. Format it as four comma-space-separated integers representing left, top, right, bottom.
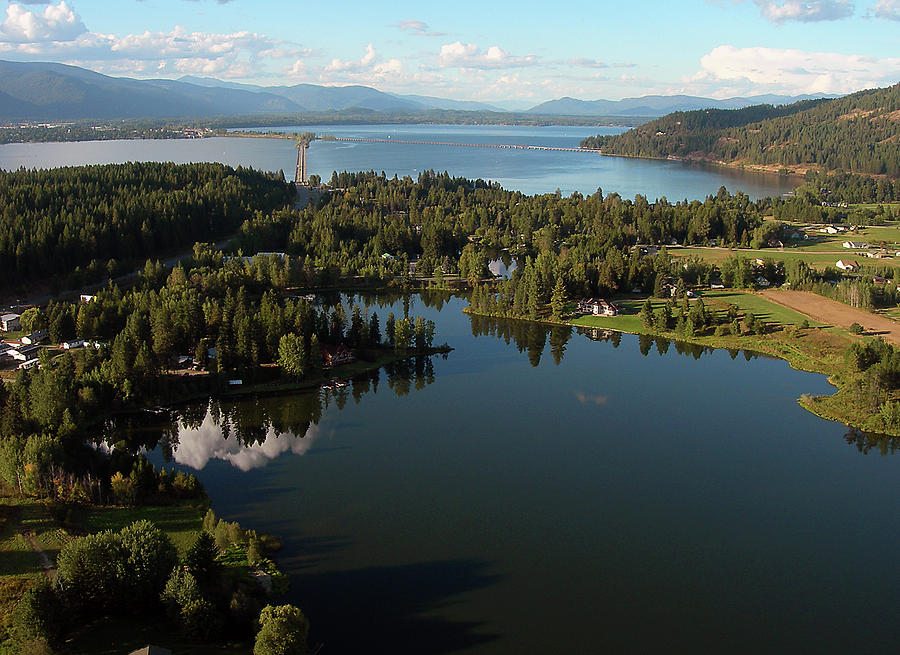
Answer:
71, 500, 207, 557
571, 290, 823, 334
0, 495, 210, 652
673, 245, 900, 269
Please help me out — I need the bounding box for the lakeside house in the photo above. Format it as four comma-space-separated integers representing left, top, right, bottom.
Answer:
578, 298, 618, 317
9, 344, 40, 361
836, 260, 860, 271
321, 344, 354, 367
21, 330, 48, 345
0, 313, 21, 332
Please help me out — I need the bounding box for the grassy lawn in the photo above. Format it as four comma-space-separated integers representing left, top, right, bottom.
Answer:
673, 245, 900, 269
571, 290, 822, 333
72, 500, 207, 557
701, 290, 825, 327
0, 497, 210, 652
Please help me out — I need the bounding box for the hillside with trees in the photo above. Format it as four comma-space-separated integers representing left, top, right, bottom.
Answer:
581, 83, 900, 177
0, 162, 292, 294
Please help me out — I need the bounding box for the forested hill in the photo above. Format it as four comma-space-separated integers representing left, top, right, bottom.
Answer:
0, 162, 292, 294
581, 84, 900, 177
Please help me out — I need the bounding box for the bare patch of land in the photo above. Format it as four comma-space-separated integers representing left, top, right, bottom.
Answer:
760, 289, 900, 345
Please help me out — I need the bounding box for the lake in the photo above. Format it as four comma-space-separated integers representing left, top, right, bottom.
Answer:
0, 124, 797, 200
134, 294, 900, 654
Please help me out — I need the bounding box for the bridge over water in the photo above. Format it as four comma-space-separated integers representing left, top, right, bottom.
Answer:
329, 136, 603, 154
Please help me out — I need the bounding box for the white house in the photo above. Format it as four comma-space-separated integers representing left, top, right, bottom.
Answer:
62, 340, 85, 350
836, 260, 860, 271
21, 331, 48, 345
80, 294, 95, 303
843, 241, 869, 249
0, 313, 21, 332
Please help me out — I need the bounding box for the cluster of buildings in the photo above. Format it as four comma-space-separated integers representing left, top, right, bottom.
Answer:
1, 312, 48, 370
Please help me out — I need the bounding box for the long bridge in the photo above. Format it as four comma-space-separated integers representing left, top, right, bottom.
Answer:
330, 136, 601, 153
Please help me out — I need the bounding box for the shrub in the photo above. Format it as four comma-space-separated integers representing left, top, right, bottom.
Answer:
849, 322, 865, 335
9, 579, 62, 648
254, 604, 310, 655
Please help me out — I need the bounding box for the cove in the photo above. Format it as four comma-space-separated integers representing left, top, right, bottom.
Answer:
127, 294, 900, 654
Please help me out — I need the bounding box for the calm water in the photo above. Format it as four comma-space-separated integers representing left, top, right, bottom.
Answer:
0, 124, 797, 200
135, 295, 900, 654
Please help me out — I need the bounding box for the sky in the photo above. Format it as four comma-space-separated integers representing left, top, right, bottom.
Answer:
0, 0, 897, 107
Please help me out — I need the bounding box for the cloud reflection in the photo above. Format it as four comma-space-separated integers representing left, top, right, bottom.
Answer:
173, 412, 324, 472
574, 391, 608, 406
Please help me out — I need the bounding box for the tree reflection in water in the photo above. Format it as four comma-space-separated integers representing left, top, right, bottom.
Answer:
114, 355, 439, 472
467, 314, 759, 366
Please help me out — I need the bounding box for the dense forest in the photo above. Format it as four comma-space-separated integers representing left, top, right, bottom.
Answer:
0, 162, 292, 293
236, 170, 767, 293
581, 84, 900, 177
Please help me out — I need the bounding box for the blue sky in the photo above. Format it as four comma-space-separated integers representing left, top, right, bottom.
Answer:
0, 0, 897, 106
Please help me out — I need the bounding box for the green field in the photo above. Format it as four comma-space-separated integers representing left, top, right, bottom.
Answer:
0, 496, 210, 653
73, 501, 207, 557
673, 245, 900, 269
570, 290, 821, 333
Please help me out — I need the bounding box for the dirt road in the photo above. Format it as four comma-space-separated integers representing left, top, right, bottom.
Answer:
760, 289, 900, 345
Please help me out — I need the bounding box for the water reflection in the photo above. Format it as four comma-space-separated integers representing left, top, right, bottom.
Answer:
116, 354, 441, 472
467, 314, 763, 367
844, 427, 900, 456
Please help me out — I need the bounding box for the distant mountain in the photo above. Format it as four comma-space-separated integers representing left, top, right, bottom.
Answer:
179, 76, 504, 112
580, 84, 900, 177
529, 93, 834, 117
0, 60, 303, 119
0, 59, 842, 124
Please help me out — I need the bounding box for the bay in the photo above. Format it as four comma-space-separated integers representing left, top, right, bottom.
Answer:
0, 124, 797, 200
135, 294, 900, 654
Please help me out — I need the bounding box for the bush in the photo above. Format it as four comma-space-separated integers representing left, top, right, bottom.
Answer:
181, 597, 223, 641
161, 569, 201, 622
254, 604, 310, 655
849, 322, 865, 335
9, 579, 62, 648
119, 520, 178, 607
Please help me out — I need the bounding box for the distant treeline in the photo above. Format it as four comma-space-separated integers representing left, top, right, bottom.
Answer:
211, 109, 647, 129
0, 121, 207, 144
581, 84, 900, 177
0, 162, 292, 293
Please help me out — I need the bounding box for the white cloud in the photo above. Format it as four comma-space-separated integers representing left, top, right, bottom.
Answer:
325, 42, 377, 72
870, 0, 900, 18
687, 45, 900, 96
567, 57, 636, 69
437, 41, 537, 69
394, 19, 444, 36
751, 0, 855, 21
0, 1, 85, 42
0, 13, 298, 81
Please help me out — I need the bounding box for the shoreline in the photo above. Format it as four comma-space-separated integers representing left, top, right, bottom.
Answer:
463, 304, 895, 438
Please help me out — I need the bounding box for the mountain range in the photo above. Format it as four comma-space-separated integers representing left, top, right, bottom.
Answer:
0, 59, 835, 121
528, 93, 834, 116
